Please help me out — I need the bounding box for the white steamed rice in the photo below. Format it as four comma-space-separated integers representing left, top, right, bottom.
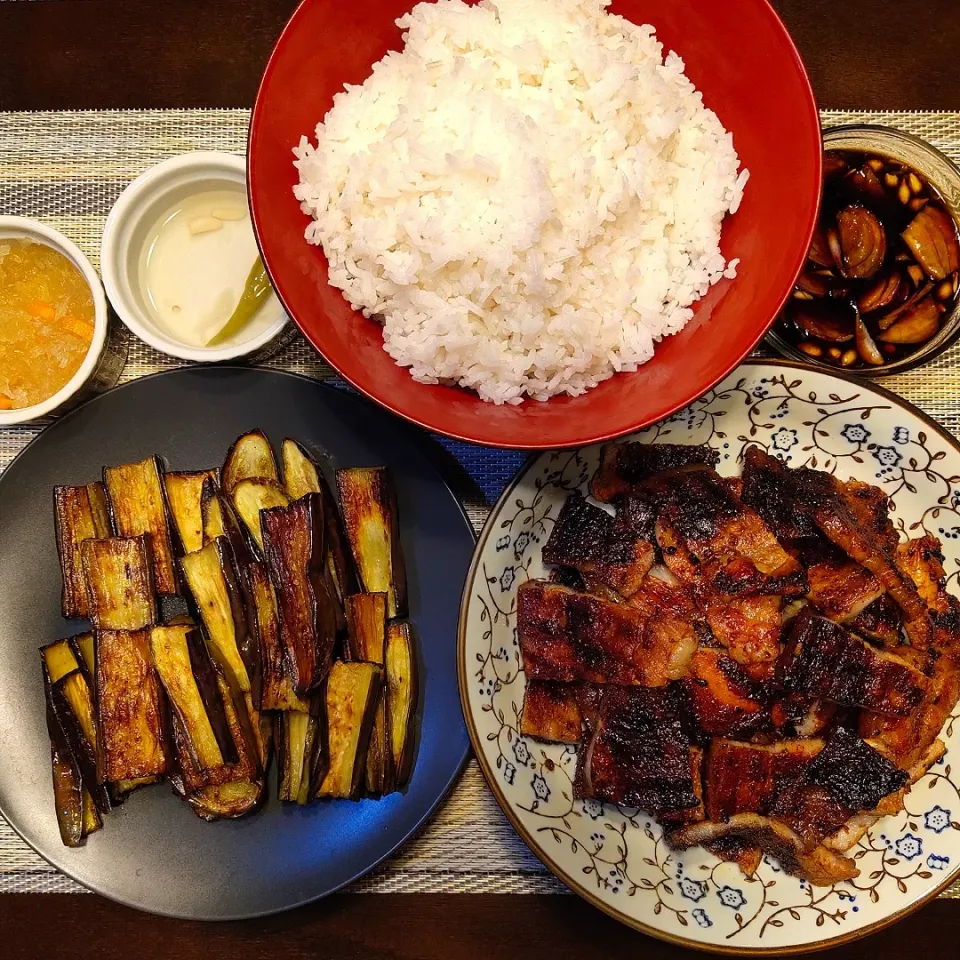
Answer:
294, 0, 748, 405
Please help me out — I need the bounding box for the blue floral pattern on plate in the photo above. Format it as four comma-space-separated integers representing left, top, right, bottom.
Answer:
462, 363, 960, 952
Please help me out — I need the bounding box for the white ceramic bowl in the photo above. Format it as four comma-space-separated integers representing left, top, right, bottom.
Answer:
0, 217, 121, 426
100, 152, 288, 362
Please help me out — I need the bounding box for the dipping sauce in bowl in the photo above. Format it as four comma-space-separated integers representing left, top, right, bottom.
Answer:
101, 152, 288, 364
140, 189, 274, 348
0, 238, 96, 409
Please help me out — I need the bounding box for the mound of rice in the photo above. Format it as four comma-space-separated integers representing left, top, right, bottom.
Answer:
294, 0, 748, 405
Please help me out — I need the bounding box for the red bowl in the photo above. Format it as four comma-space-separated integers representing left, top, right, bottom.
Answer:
249, 0, 821, 449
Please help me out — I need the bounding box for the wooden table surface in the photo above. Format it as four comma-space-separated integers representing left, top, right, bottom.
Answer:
2, 1, 959, 957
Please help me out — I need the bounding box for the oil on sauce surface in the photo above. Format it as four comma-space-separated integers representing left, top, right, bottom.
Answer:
0, 239, 94, 410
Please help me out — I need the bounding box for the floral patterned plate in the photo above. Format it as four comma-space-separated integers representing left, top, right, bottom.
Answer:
458, 360, 960, 955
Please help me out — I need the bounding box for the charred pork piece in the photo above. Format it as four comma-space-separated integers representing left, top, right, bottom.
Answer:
627, 572, 696, 619
660, 747, 706, 825
344, 593, 393, 794
668, 815, 859, 886
683, 647, 770, 738
164, 471, 217, 556
848, 594, 903, 647
221, 429, 279, 495
704, 738, 824, 821
81, 536, 157, 631
654, 470, 806, 596
778, 611, 926, 716
247, 561, 307, 712
517, 580, 697, 686
823, 739, 945, 853
520, 680, 585, 744
281, 439, 355, 611
805, 555, 884, 623
770, 728, 908, 850
180, 538, 253, 696
771, 696, 843, 738
790, 467, 929, 629
149, 625, 237, 773
316, 660, 382, 799
103, 456, 178, 595
590, 442, 719, 503
741, 446, 820, 541
261, 495, 336, 694
840, 479, 899, 554
576, 685, 699, 816
53, 483, 112, 619
693, 591, 783, 681
701, 838, 763, 877
385, 621, 417, 787
896, 535, 952, 614
860, 656, 960, 768
337, 467, 407, 619
542, 492, 654, 598
95, 629, 169, 785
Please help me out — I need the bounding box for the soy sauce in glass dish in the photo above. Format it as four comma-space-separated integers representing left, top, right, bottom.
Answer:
775, 149, 960, 371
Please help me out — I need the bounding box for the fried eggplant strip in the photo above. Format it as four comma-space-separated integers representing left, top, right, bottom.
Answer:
81, 536, 157, 631
337, 467, 407, 619
54, 482, 112, 618
103, 456, 178, 595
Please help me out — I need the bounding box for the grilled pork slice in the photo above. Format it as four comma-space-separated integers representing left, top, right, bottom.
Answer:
95, 629, 169, 784
668, 815, 859, 886
791, 467, 928, 626
770, 696, 843, 738
337, 467, 407, 619
848, 594, 903, 647
704, 739, 824, 821
520, 680, 585, 744
590, 442, 720, 503
805, 554, 884, 623
344, 593, 393, 794
281, 439, 355, 610
385, 622, 417, 787
652, 468, 806, 596
164, 470, 217, 556
841, 479, 899, 554
221, 429, 279, 495
683, 647, 770, 739
823, 739, 945, 853
316, 660, 381, 799
54, 482, 112, 619
542, 492, 654, 598
859, 656, 960, 768
103, 456, 178, 595
261, 495, 336, 694
693, 591, 783, 680
180, 538, 253, 695
740, 445, 820, 541
247, 561, 306, 712
41, 637, 111, 814
149, 625, 236, 773
517, 580, 697, 686
81, 536, 157, 631
576, 685, 699, 816
231, 478, 290, 553
770, 728, 908, 850
778, 611, 927, 716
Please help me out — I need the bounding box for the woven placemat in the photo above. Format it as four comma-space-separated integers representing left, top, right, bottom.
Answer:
0, 108, 959, 899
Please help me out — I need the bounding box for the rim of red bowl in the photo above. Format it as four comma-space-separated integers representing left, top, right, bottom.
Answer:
248, 0, 822, 450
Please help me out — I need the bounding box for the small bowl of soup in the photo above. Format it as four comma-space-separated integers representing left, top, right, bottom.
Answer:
0, 218, 123, 425
100, 152, 289, 363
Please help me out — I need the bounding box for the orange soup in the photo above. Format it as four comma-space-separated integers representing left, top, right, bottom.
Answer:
0, 238, 95, 410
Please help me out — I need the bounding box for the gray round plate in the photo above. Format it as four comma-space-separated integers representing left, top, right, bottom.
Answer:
0, 367, 473, 919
